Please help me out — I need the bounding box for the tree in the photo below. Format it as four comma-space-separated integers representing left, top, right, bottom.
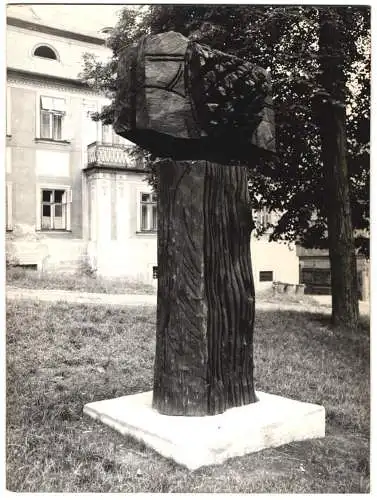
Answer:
312, 8, 360, 326
81, 5, 370, 327
136, 5, 369, 251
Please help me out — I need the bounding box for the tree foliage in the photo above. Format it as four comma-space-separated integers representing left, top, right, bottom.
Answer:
80, 5, 370, 255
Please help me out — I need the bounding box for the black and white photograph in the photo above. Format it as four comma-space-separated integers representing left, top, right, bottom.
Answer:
4, 1, 371, 494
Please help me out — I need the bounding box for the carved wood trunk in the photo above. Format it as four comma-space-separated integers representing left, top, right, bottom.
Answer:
153, 159, 256, 416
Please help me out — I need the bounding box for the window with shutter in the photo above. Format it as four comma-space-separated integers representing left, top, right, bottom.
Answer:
40, 96, 66, 140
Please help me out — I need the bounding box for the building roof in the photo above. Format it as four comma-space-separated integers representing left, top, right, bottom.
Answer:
6, 4, 120, 83
6, 4, 123, 41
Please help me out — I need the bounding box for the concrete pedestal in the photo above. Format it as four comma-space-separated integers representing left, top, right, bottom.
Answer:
83, 391, 325, 470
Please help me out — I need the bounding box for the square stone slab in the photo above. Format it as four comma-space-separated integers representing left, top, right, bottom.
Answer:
83, 391, 325, 470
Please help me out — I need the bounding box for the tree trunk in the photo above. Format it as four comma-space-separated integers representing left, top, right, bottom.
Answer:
153, 159, 257, 416
317, 9, 359, 327
319, 107, 359, 327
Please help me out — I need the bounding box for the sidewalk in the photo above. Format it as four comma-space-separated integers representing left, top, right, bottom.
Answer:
5, 286, 327, 313
6, 286, 369, 316
6, 286, 156, 306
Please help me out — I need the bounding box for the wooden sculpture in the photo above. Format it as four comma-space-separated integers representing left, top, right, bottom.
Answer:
114, 31, 275, 416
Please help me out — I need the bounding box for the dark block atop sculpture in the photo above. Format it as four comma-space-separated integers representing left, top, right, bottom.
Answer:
114, 31, 275, 161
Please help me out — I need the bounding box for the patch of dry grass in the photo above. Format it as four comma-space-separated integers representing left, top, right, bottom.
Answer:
6, 300, 370, 493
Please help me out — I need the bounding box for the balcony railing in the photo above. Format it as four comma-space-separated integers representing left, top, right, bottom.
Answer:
87, 142, 146, 170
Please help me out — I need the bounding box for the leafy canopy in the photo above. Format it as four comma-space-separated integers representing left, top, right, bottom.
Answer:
80, 5, 370, 254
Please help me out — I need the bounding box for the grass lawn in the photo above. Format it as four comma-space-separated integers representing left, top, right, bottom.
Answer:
6, 267, 155, 295
6, 300, 370, 493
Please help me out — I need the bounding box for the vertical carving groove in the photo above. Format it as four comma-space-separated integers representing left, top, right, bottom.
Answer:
204, 163, 257, 414
153, 160, 208, 416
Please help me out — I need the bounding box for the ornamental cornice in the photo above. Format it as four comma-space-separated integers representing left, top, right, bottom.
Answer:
86, 170, 115, 181
84, 165, 147, 177
7, 72, 101, 97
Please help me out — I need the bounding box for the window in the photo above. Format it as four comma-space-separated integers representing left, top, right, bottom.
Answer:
101, 123, 123, 145
101, 123, 113, 144
255, 207, 273, 229
40, 96, 65, 140
34, 45, 58, 60
259, 271, 273, 282
40, 188, 71, 230
112, 132, 122, 145
140, 193, 157, 232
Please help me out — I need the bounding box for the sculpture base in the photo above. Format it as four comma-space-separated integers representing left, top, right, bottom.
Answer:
83, 391, 325, 470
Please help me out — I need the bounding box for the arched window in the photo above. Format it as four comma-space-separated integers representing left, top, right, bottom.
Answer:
33, 45, 58, 60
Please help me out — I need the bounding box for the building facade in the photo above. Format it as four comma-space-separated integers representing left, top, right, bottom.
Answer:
6, 10, 157, 283
5, 7, 300, 289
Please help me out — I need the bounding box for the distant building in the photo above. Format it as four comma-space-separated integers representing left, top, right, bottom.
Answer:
297, 246, 369, 301
5, 6, 300, 289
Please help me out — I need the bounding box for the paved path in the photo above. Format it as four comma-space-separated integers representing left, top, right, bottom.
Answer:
6, 287, 156, 306
5, 286, 328, 313
6, 286, 369, 316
